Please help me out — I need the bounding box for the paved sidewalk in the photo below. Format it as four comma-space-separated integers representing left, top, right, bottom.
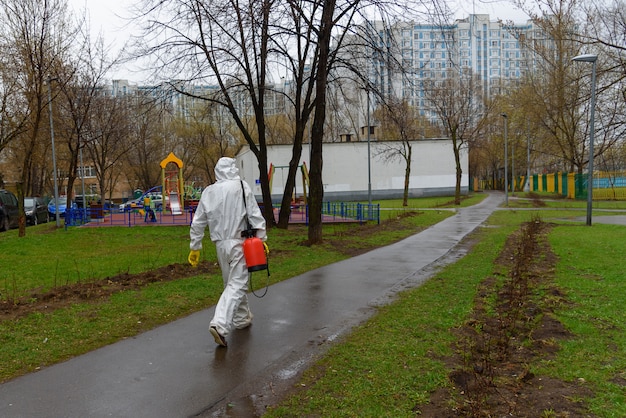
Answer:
0, 192, 505, 418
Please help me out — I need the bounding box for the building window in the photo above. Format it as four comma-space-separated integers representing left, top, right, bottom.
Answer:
77, 166, 97, 178
360, 126, 376, 136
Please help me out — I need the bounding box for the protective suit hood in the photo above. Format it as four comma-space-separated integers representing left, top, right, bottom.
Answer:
214, 157, 240, 182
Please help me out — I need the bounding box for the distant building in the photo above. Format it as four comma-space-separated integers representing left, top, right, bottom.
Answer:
107, 13, 548, 136
236, 138, 468, 202
333, 14, 551, 134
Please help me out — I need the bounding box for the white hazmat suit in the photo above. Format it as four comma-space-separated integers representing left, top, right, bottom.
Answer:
189, 157, 266, 346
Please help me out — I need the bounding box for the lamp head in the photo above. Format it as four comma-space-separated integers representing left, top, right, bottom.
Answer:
572, 54, 598, 63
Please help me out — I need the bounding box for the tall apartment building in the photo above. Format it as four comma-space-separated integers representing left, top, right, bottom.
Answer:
103, 14, 549, 141
109, 79, 218, 117
350, 14, 549, 130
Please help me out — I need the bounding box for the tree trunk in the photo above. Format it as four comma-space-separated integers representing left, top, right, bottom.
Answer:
17, 182, 26, 237
307, 0, 336, 245
257, 153, 276, 227
277, 127, 305, 229
308, 129, 323, 244
403, 143, 412, 206
453, 136, 462, 205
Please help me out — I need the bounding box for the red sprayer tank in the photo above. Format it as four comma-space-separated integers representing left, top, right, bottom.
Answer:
243, 237, 267, 272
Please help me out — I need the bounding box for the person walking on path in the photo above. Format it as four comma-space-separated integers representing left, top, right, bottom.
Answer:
188, 157, 267, 347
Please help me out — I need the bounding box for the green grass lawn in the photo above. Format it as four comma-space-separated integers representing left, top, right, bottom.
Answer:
0, 197, 461, 382
265, 199, 626, 417
1, 192, 625, 416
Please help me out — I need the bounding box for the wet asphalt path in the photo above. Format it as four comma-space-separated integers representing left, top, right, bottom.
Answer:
0, 192, 504, 417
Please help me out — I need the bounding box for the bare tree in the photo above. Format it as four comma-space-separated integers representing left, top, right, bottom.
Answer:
172, 100, 237, 187
582, 1, 626, 158
133, 0, 277, 226
133, 0, 443, 243
0, 0, 79, 235
270, 0, 318, 230
123, 95, 168, 193
374, 99, 434, 206
423, 73, 488, 204
297, 1, 435, 243
55, 20, 118, 207
0, 51, 28, 157
509, 0, 621, 175
83, 94, 133, 202
272, 1, 426, 232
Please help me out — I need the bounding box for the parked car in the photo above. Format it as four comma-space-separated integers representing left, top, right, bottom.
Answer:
24, 197, 49, 225
0, 189, 19, 231
119, 198, 143, 211
119, 193, 167, 211
48, 196, 76, 219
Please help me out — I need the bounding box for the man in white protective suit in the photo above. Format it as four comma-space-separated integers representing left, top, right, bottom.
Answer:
188, 157, 267, 347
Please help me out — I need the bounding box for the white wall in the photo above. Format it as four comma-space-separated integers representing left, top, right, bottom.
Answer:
236, 139, 468, 201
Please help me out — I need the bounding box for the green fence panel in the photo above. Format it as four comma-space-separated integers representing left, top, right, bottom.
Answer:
554, 173, 559, 194
574, 173, 585, 200
561, 173, 568, 197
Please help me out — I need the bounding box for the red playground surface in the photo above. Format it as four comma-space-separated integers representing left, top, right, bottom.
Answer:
78, 207, 358, 228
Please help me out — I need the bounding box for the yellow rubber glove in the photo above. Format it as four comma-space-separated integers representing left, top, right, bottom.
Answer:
263, 242, 269, 255
188, 250, 200, 267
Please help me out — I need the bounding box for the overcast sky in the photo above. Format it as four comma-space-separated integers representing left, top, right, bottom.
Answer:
67, 0, 531, 82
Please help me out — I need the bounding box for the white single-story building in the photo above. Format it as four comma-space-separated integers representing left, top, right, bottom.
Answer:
236, 139, 468, 202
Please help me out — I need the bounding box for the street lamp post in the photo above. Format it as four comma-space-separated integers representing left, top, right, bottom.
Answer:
501, 113, 508, 206
525, 119, 531, 192
572, 53, 598, 226
512, 141, 515, 196
47, 77, 60, 228
79, 146, 87, 221
366, 88, 372, 205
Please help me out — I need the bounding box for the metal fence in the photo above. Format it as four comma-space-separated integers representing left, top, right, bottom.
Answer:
475, 171, 626, 201
319, 202, 380, 225
65, 202, 380, 228
64, 206, 195, 228
531, 171, 626, 200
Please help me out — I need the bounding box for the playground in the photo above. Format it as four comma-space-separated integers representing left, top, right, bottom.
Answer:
67, 153, 377, 228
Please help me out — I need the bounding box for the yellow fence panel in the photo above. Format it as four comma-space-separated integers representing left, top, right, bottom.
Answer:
546, 173, 556, 192
567, 173, 576, 199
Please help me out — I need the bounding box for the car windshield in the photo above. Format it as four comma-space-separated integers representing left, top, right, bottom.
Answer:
24, 198, 35, 207
51, 197, 67, 206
